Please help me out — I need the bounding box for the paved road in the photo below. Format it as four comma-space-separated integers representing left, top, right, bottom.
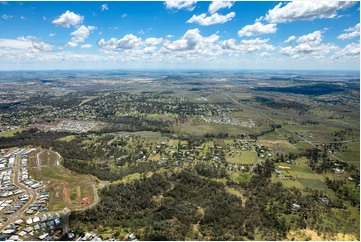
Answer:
0, 152, 38, 232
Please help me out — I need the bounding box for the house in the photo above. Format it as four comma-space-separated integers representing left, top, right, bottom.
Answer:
33, 216, 40, 223
292, 203, 301, 211
17, 231, 27, 237
34, 224, 40, 231
39, 233, 49, 240
8, 235, 19, 241
54, 218, 61, 225
128, 233, 137, 241
23, 227, 34, 233
2, 229, 15, 234
319, 197, 329, 205
82, 232, 93, 240
40, 215, 47, 222
26, 218, 33, 225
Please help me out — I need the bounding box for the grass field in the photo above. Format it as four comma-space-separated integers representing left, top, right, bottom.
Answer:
0, 128, 24, 137
226, 151, 257, 164
28, 149, 95, 211
337, 141, 360, 169
272, 158, 329, 191
259, 140, 297, 154
57, 135, 76, 142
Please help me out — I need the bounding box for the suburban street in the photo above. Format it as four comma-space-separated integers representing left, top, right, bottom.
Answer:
0, 151, 38, 232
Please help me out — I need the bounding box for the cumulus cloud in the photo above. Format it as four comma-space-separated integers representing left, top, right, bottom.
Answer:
162, 28, 221, 57
67, 25, 96, 47
337, 23, 360, 40
81, 44, 92, 48
222, 38, 274, 53
32, 41, 53, 52
52, 10, 84, 28
145, 37, 163, 46
260, 52, 270, 57
0, 37, 53, 52
164, 0, 197, 11
163, 28, 202, 51
280, 30, 337, 59
98, 34, 142, 50
208, 1, 234, 14
49, 33, 56, 37
264, 1, 356, 23
333, 42, 360, 59
0, 39, 33, 49
101, 4, 108, 11
284, 35, 296, 43
238, 22, 277, 37
187, 12, 235, 26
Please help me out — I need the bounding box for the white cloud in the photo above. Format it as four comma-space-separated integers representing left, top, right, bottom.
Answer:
98, 34, 142, 50
208, 1, 234, 14
145, 37, 163, 46
284, 35, 296, 43
333, 42, 360, 59
280, 30, 337, 59
187, 12, 235, 26
16, 36, 38, 42
222, 38, 275, 53
163, 28, 202, 51
162, 29, 221, 57
337, 23, 360, 40
264, 1, 356, 23
0, 37, 53, 52
32, 42, 53, 52
81, 44, 92, 48
260, 52, 270, 57
238, 22, 277, 37
42, 16, 47, 20
1, 14, 13, 20
143, 46, 157, 54
101, 4, 108, 11
49, 33, 56, 37
164, 0, 197, 11
52, 10, 84, 28
67, 25, 96, 47
20, 16, 25, 20
0, 39, 33, 49
121, 13, 127, 18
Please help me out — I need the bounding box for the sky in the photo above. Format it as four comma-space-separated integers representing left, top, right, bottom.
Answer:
0, 1, 360, 70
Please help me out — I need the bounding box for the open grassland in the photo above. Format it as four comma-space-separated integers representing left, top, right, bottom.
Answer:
337, 141, 360, 169
226, 151, 257, 164
57, 135, 76, 142
272, 158, 329, 191
28, 149, 95, 211
0, 128, 24, 137
259, 140, 297, 154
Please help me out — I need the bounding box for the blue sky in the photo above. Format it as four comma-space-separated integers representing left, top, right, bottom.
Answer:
0, 1, 360, 70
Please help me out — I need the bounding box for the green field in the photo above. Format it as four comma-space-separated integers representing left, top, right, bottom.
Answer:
272, 158, 329, 191
0, 128, 24, 137
226, 151, 257, 164
337, 141, 360, 168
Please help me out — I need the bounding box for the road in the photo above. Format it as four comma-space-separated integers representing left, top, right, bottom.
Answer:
0, 152, 38, 232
